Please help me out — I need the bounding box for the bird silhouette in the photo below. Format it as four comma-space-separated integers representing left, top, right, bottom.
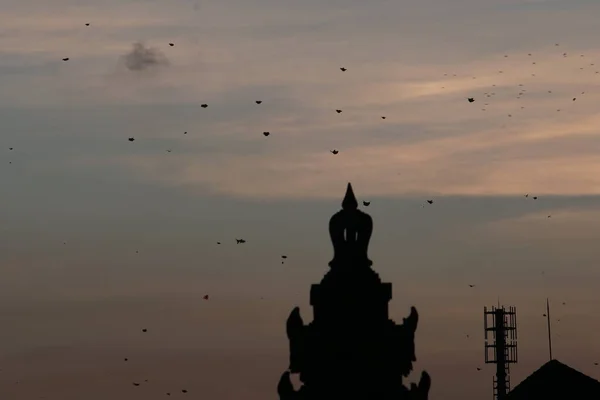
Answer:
169, 43, 174, 47
203, 295, 209, 300
256, 100, 262, 104
331, 149, 339, 155
467, 98, 474, 103
363, 201, 370, 206
236, 239, 246, 244
85, 23, 90, 26
128, 137, 135, 142
381, 116, 386, 119
133, 383, 140, 386
201, 104, 208, 108
469, 284, 475, 288
62, 58, 69, 61
340, 67, 347, 71
263, 132, 270, 137
142, 328, 147, 332
426, 200, 433, 204
335, 109, 342, 113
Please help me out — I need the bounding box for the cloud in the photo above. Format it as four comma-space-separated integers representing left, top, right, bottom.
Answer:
120, 42, 169, 72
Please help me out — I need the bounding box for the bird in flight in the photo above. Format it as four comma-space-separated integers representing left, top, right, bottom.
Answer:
85, 23, 90, 26
62, 58, 70, 61
169, 43, 174, 47
467, 98, 474, 103
426, 200, 433, 204
363, 201, 370, 206
236, 239, 246, 244
263, 132, 270, 137
201, 104, 208, 108
335, 109, 342, 113
330, 149, 339, 155
128, 137, 135, 142
203, 295, 209, 300
255, 100, 262, 104
340, 67, 347, 72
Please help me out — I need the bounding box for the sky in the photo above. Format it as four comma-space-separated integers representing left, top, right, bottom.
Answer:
1, 0, 600, 398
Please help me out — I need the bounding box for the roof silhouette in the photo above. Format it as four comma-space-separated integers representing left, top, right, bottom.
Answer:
506, 359, 600, 400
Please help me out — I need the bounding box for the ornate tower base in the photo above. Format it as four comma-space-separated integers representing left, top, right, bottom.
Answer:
278, 183, 431, 400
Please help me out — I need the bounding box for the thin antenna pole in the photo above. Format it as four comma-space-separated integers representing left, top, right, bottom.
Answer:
546, 298, 553, 361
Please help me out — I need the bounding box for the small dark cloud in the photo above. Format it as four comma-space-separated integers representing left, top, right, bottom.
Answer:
122, 42, 169, 72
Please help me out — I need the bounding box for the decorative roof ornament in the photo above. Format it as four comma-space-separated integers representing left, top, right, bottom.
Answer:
328, 183, 373, 270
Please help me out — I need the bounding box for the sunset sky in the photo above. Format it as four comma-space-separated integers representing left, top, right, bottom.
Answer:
2, 0, 600, 399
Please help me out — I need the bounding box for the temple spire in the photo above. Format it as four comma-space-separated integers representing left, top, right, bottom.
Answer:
342, 183, 358, 210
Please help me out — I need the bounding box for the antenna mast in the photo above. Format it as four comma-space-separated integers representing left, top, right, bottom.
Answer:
547, 298, 553, 361
484, 304, 518, 400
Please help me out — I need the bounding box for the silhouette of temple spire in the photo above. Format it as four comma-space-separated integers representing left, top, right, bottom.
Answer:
278, 182, 431, 400
329, 182, 373, 270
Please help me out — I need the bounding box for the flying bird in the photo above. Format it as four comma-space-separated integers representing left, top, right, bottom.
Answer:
330, 149, 339, 155
169, 43, 174, 47
381, 116, 386, 119
263, 131, 270, 137
467, 98, 474, 103
255, 100, 262, 104
469, 284, 475, 288
201, 104, 208, 108
181, 390, 188, 394
533, 196, 538, 200
62, 58, 69, 61
236, 239, 246, 244
281, 255, 288, 259
335, 109, 342, 113
142, 328, 147, 332
203, 295, 209, 300
340, 67, 347, 71
426, 200, 433, 204
85, 23, 90, 26
363, 201, 370, 206
128, 137, 135, 142
133, 383, 140, 387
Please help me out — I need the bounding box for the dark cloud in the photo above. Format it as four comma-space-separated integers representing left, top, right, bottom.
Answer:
122, 42, 169, 72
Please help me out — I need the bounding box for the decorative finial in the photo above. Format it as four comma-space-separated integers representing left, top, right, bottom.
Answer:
342, 183, 358, 210
328, 182, 373, 270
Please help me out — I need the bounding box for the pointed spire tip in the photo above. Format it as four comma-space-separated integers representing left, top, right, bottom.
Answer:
342, 182, 358, 210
